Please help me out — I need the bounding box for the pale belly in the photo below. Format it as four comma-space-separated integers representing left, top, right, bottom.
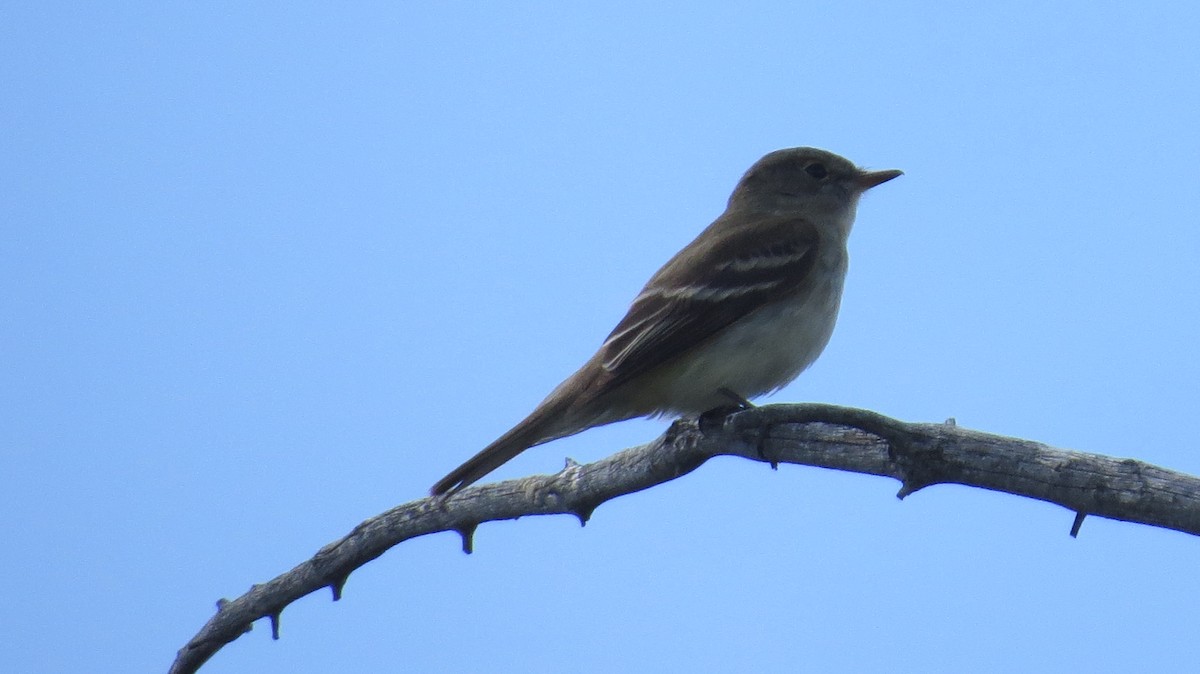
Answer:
626, 260, 846, 416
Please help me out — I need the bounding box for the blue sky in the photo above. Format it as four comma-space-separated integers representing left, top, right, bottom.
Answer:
3, 3, 1200, 673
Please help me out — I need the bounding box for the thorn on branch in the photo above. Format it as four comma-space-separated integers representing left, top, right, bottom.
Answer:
556, 457, 583, 486
573, 502, 597, 527
896, 477, 932, 500
457, 523, 478, 554
741, 418, 779, 470
754, 432, 780, 470
1070, 511, 1087, 538
329, 574, 349, 601
563, 457, 581, 470
215, 598, 253, 634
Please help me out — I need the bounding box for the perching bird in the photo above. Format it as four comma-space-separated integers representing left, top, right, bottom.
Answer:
431, 147, 901, 495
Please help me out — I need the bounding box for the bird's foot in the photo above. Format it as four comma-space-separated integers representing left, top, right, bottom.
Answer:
698, 388, 755, 433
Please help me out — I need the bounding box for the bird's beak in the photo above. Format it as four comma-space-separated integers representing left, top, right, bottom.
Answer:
856, 168, 903, 190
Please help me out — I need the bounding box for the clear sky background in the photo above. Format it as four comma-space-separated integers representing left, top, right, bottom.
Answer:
3, 3, 1200, 673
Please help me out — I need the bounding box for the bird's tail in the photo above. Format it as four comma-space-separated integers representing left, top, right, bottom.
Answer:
430, 395, 578, 496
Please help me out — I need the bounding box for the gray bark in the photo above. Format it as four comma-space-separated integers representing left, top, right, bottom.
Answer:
170, 403, 1200, 674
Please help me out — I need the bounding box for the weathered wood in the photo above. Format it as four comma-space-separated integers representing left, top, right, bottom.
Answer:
170, 403, 1200, 674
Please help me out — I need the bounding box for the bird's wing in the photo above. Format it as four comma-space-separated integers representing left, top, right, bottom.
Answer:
597, 216, 819, 388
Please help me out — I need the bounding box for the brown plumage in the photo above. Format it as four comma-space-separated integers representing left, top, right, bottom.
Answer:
431, 147, 901, 495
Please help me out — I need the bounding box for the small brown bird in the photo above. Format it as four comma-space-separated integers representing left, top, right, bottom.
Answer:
431, 147, 901, 495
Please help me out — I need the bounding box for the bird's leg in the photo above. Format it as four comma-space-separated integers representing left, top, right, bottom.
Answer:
696, 389, 777, 467
717, 387, 755, 409
698, 387, 755, 434
715, 387, 781, 467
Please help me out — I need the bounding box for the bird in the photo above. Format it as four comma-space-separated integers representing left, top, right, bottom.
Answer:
431, 147, 901, 495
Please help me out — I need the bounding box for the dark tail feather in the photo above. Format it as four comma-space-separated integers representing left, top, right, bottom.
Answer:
430, 398, 574, 496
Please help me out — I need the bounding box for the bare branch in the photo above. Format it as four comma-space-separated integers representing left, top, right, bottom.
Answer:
170, 403, 1200, 674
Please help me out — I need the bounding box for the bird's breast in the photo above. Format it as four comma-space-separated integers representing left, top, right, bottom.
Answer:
631, 249, 848, 416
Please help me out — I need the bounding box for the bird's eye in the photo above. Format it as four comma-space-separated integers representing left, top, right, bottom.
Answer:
804, 162, 828, 180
